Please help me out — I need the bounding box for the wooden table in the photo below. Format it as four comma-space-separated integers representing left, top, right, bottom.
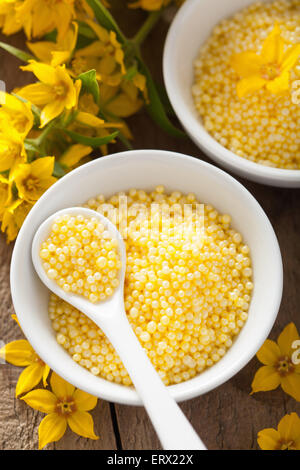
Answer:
0, 4, 299, 451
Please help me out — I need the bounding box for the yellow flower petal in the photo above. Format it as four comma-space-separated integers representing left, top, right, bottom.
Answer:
43, 364, 51, 387
21, 61, 58, 86
16, 363, 44, 397
75, 111, 105, 128
230, 51, 262, 78
98, 55, 117, 76
1, 204, 21, 242
51, 50, 72, 68
85, 18, 109, 43
251, 365, 280, 393
256, 339, 281, 366
277, 323, 300, 357
281, 373, 300, 402
0, 339, 35, 366
236, 75, 267, 98
38, 413, 67, 450
11, 314, 21, 328
26, 41, 54, 64
133, 73, 147, 93
257, 428, 281, 450
50, 372, 75, 399
18, 83, 55, 106
280, 44, 300, 72
67, 410, 99, 440
266, 71, 290, 94
21, 389, 57, 413
30, 156, 55, 179
73, 389, 98, 412
261, 24, 285, 64
59, 144, 92, 167
278, 413, 300, 445
106, 93, 143, 118
40, 100, 66, 127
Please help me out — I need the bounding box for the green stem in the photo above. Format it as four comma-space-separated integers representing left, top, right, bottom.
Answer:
133, 10, 163, 47
25, 119, 56, 156
118, 131, 133, 151
35, 120, 56, 146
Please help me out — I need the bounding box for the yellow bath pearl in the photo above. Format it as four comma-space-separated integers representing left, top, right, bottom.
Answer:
41, 214, 121, 303
192, 0, 300, 169
48, 187, 252, 387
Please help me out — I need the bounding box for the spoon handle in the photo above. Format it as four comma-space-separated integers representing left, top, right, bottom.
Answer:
98, 309, 206, 450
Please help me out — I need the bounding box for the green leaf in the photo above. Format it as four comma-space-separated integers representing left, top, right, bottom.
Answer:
137, 58, 185, 138
53, 161, 67, 178
24, 141, 40, 153
76, 21, 97, 49
77, 70, 100, 105
63, 129, 119, 147
85, 0, 127, 44
0, 41, 34, 62
11, 182, 18, 199
76, 34, 95, 50
118, 131, 133, 150
77, 20, 97, 39
42, 29, 57, 42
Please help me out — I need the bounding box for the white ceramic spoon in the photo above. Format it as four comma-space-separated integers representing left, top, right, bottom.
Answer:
32, 207, 206, 450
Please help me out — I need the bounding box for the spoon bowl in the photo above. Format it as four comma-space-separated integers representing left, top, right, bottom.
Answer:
31, 206, 206, 450
32, 207, 127, 323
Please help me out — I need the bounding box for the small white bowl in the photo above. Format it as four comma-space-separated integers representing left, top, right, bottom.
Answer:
10, 150, 283, 405
163, 0, 300, 187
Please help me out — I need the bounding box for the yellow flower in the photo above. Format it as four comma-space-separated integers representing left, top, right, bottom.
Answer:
15, 0, 76, 41
104, 80, 144, 118
231, 24, 300, 98
251, 323, 300, 401
27, 22, 78, 67
18, 61, 79, 127
59, 143, 92, 167
0, 339, 50, 397
12, 156, 57, 203
0, 174, 12, 217
71, 19, 126, 87
22, 372, 99, 449
1, 198, 33, 242
129, 0, 171, 10
0, 123, 26, 172
0, 91, 33, 137
0, 0, 22, 35
258, 413, 300, 450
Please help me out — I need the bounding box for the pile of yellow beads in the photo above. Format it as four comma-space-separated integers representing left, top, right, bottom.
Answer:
48, 187, 253, 386
192, 0, 300, 169
40, 214, 121, 303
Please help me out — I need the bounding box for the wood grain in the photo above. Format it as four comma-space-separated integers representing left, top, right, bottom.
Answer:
1, 3, 300, 451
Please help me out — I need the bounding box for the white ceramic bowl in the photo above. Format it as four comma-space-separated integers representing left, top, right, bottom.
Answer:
10, 150, 283, 405
163, 0, 300, 188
